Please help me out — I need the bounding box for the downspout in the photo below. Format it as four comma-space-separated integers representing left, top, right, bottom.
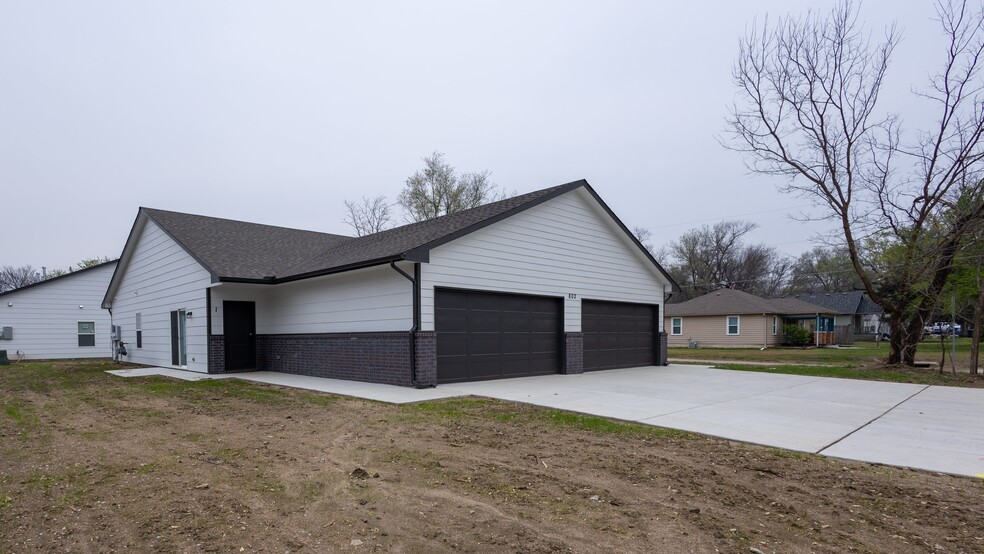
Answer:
108, 307, 115, 362
763, 313, 768, 350
390, 261, 425, 388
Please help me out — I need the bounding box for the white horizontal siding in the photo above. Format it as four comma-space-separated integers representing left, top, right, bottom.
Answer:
249, 264, 413, 334
420, 188, 670, 332
107, 219, 211, 372
0, 263, 116, 359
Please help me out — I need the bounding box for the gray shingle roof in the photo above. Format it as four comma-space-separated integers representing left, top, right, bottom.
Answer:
788, 292, 864, 315
143, 208, 353, 281
140, 180, 605, 283
664, 288, 836, 317
280, 181, 582, 279
857, 296, 884, 315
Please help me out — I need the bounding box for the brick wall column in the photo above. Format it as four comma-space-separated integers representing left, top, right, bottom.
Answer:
563, 332, 584, 374
207, 335, 225, 374
658, 331, 668, 366
413, 331, 437, 387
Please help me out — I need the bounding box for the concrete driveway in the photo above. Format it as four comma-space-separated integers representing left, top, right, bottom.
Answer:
441, 365, 984, 478
110, 364, 984, 478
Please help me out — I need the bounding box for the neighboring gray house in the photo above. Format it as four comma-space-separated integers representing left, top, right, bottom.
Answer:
102, 180, 676, 387
788, 291, 886, 340
0, 261, 117, 360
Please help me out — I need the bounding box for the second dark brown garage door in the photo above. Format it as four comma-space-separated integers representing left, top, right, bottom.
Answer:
582, 300, 656, 371
435, 289, 561, 384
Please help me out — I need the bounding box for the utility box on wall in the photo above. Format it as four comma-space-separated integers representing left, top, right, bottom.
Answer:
0, 326, 10, 340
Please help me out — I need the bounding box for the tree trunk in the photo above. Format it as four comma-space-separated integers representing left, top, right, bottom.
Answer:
888, 312, 922, 366
972, 284, 984, 375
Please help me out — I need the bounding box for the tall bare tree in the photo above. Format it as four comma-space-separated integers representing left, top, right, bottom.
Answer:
726, 0, 984, 364
397, 152, 505, 222
343, 195, 394, 236
0, 265, 41, 292
666, 220, 789, 298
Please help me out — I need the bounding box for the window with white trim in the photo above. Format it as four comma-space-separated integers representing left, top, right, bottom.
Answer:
772, 316, 778, 335
671, 317, 683, 335
135, 312, 143, 348
726, 315, 740, 335
78, 321, 95, 347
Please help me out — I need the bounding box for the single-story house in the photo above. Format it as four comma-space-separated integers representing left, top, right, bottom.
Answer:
102, 180, 676, 387
787, 291, 887, 341
664, 288, 837, 348
0, 261, 117, 360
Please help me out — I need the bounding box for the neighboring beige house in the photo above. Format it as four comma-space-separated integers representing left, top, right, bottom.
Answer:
664, 288, 837, 348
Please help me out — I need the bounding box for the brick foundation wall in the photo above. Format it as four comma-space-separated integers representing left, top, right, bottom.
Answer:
658, 331, 668, 366
563, 332, 584, 374
413, 331, 437, 387
255, 332, 414, 386
207, 335, 225, 374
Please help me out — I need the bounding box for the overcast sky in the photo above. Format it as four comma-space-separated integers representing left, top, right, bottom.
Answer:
0, 1, 946, 273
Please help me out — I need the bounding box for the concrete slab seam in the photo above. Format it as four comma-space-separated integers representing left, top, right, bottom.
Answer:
815, 384, 932, 455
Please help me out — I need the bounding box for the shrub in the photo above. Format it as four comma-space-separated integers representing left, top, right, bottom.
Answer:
783, 324, 811, 346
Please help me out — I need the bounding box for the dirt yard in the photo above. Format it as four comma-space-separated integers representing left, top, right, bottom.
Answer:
2, 361, 983, 553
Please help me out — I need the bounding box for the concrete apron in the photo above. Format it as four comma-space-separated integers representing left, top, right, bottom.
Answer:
107, 364, 984, 478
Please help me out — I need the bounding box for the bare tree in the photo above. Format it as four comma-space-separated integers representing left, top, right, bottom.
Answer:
665, 220, 789, 297
343, 195, 393, 237
397, 152, 505, 222
0, 265, 41, 292
726, 0, 984, 365
632, 226, 656, 255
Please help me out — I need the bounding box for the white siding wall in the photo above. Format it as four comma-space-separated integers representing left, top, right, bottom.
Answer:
420, 188, 670, 332
108, 220, 212, 373
0, 263, 116, 359
259, 264, 413, 334
209, 283, 272, 336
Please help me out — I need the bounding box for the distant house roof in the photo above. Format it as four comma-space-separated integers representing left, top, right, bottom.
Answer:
664, 288, 836, 317
787, 291, 884, 316
0, 260, 118, 299
788, 291, 864, 315
857, 296, 883, 315
104, 180, 677, 307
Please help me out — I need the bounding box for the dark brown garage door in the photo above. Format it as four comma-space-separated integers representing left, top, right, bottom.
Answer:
582, 300, 656, 371
435, 289, 561, 384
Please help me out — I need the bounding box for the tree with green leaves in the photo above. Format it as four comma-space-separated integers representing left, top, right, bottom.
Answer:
726, 0, 984, 365
397, 152, 504, 223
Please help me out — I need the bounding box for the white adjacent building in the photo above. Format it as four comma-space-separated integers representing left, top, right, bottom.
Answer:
0, 261, 117, 360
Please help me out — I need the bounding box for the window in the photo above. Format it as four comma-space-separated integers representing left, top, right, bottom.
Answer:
726, 316, 740, 336
671, 317, 683, 335
135, 313, 142, 348
78, 321, 95, 347
772, 316, 778, 336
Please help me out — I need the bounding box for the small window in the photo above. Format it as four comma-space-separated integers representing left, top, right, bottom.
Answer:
726, 316, 740, 336
135, 313, 143, 348
671, 317, 683, 335
772, 316, 778, 336
78, 321, 96, 347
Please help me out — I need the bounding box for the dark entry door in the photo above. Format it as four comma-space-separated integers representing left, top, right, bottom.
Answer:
435, 289, 561, 384
582, 300, 656, 371
224, 301, 256, 371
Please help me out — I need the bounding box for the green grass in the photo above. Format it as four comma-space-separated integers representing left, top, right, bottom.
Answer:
403, 397, 689, 439
671, 337, 978, 367
711, 362, 980, 386
538, 410, 690, 439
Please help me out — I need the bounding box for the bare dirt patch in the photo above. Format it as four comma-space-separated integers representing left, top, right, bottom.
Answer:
2, 360, 983, 553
